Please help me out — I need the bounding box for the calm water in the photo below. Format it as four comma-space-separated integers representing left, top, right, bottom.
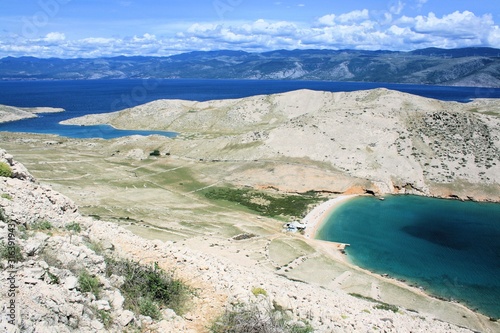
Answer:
317, 195, 500, 317
1, 79, 500, 138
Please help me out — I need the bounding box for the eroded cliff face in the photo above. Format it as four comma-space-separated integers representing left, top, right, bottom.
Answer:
62, 89, 500, 201
1, 146, 496, 332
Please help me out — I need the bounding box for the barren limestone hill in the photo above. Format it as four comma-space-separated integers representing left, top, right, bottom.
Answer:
62, 88, 500, 201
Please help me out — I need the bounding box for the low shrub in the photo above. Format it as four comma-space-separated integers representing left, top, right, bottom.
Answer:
78, 271, 101, 298
105, 257, 191, 318
31, 220, 53, 231
210, 303, 314, 333
97, 309, 113, 328
1, 193, 12, 200
0, 162, 12, 178
204, 187, 324, 218
86, 241, 104, 255
46, 269, 60, 285
349, 293, 399, 313
0, 242, 24, 262
65, 222, 82, 233
0, 208, 7, 222
251, 287, 267, 297
374, 303, 399, 313
138, 297, 161, 320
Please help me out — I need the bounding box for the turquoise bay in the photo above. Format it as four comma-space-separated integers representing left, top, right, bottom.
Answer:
316, 195, 500, 318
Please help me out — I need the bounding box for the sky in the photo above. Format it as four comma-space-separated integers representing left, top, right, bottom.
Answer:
0, 0, 499, 58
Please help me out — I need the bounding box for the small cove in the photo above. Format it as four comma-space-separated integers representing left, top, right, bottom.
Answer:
316, 195, 500, 318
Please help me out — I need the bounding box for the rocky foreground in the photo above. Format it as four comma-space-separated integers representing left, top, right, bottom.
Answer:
1, 150, 495, 332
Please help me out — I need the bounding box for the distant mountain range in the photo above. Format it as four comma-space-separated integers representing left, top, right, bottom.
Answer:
1, 47, 500, 87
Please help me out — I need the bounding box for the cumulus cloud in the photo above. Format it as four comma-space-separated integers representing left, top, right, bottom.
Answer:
337, 9, 370, 24
44, 32, 66, 42
413, 11, 493, 39
240, 19, 298, 37
416, 0, 428, 8
318, 9, 370, 26
0, 9, 499, 58
389, 1, 405, 15
317, 14, 336, 27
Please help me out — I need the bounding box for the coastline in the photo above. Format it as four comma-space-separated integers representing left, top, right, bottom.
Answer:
0, 105, 65, 124
302, 194, 358, 239
303, 193, 500, 321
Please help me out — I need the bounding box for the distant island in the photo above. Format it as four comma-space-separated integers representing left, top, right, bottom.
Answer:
0, 105, 65, 123
1, 47, 500, 87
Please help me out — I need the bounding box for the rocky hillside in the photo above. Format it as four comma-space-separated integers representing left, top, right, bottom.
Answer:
1, 47, 500, 87
1, 147, 493, 331
62, 88, 500, 201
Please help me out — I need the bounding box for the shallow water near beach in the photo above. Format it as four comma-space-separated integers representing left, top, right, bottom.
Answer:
316, 195, 500, 318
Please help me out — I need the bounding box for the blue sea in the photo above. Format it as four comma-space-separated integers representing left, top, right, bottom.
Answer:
1, 79, 499, 318
317, 195, 500, 318
1, 79, 500, 138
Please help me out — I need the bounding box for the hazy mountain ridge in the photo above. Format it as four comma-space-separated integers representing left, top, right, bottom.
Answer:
1, 47, 499, 87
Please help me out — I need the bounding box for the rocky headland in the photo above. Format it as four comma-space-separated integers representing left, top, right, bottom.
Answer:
61, 88, 500, 202
0, 105, 65, 124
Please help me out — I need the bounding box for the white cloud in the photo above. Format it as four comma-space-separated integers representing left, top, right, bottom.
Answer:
414, 11, 493, 39
389, 1, 405, 15
318, 10, 370, 26
80, 37, 116, 45
317, 14, 336, 27
45, 32, 66, 42
488, 26, 500, 48
337, 9, 370, 24
416, 0, 428, 9
240, 19, 298, 37
1, 10, 499, 58
132, 33, 156, 42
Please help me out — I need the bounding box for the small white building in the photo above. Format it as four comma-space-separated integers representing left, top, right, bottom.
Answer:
284, 221, 306, 232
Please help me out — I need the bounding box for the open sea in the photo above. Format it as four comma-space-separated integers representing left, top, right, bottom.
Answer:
1, 79, 499, 317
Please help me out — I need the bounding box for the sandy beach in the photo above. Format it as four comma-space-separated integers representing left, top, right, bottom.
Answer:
302, 194, 358, 239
